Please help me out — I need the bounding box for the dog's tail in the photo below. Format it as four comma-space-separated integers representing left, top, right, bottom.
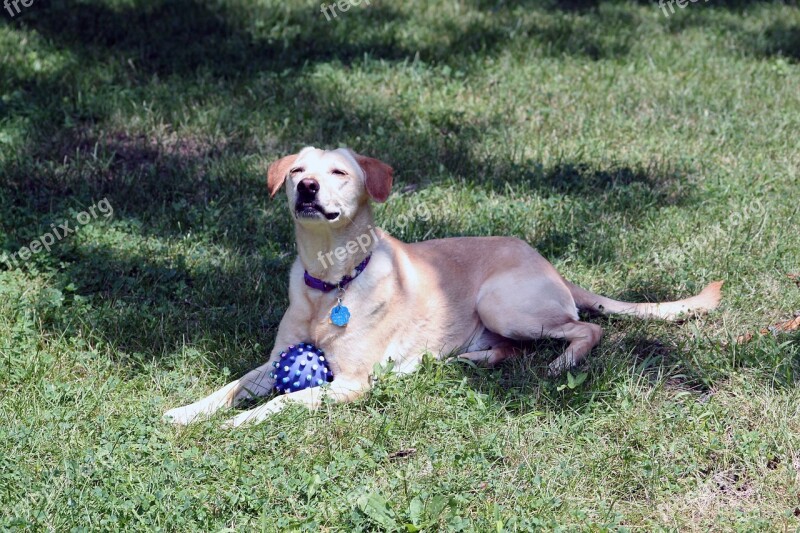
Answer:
567, 280, 724, 321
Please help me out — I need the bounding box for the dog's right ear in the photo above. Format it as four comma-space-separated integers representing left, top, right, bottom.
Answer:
267, 154, 298, 198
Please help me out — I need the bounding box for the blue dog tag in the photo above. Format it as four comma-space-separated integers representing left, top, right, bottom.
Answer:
330, 304, 350, 327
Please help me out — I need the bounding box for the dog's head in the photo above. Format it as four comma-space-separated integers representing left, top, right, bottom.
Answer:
267, 147, 393, 227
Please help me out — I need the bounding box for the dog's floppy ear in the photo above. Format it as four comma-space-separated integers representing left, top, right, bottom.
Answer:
267, 154, 298, 198
355, 155, 393, 203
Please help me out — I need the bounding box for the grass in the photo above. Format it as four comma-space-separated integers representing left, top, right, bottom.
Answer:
1, 0, 799, 529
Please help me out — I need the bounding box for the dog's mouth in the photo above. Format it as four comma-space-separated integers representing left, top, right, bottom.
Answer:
295, 201, 340, 221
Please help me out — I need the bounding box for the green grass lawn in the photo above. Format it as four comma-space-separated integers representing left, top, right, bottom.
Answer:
2, 0, 800, 530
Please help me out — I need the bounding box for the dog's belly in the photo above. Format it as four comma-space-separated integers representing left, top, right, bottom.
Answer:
377, 314, 487, 373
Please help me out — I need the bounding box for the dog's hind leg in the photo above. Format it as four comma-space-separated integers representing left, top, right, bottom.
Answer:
475, 270, 602, 374
545, 320, 603, 376
457, 344, 518, 366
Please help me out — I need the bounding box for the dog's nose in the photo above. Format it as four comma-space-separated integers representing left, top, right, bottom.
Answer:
297, 178, 320, 200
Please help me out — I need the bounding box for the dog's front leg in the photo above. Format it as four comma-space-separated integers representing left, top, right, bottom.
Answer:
223, 375, 369, 427
164, 306, 308, 425
163, 360, 279, 425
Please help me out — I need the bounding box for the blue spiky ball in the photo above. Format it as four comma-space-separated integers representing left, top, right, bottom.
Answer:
270, 343, 333, 394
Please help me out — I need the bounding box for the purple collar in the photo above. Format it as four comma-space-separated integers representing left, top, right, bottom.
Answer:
304, 255, 371, 293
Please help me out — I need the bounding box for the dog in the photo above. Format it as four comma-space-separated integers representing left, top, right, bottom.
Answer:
164, 147, 723, 427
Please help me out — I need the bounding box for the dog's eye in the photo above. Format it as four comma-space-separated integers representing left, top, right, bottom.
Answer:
290, 167, 304, 174
331, 169, 347, 176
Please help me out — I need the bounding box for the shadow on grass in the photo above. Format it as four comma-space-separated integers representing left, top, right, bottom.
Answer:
749, 21, 800, 62
8, 0, 645, 77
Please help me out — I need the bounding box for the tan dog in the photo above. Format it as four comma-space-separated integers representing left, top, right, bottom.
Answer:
165, 147, 723, 427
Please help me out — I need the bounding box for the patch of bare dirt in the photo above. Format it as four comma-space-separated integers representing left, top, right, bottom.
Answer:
657, 469, 758, 529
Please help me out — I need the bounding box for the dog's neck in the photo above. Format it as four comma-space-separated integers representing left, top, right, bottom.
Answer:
294, 206, 378, 283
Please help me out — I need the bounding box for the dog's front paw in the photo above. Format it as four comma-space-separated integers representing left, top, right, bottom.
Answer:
223, 408, 268, 428
163, 403, 211, 425
222, 397, 288, 428
222, 411, 254, 429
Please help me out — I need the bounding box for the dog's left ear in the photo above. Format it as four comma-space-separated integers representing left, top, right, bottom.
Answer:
267, 154, 298, 198
355, 155, 393, 203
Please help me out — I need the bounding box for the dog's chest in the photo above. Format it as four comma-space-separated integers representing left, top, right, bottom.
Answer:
300, 290, 388, 357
